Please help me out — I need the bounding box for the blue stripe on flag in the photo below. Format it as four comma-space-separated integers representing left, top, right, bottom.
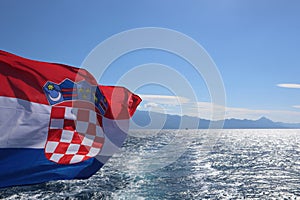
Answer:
0, 148, 103, 188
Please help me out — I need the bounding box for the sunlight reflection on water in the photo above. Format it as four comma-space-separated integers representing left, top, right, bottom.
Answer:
1, 129, 300, 199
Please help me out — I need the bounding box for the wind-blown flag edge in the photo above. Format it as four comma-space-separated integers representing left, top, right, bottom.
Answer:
0, 50, 141, 188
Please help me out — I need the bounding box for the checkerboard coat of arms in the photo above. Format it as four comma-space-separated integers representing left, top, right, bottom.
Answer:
43, 79, 108, 164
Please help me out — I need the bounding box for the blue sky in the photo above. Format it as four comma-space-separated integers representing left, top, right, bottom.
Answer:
1, 1, 300, 122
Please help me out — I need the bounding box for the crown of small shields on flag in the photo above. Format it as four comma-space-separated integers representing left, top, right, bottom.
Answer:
42, 79, 108, 164
43, 79, 108, 115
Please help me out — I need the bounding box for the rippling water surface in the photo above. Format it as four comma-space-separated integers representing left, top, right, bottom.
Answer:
1, 129, 300, 199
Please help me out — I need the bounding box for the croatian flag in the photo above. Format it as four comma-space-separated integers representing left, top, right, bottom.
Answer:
0, 50, 141, 188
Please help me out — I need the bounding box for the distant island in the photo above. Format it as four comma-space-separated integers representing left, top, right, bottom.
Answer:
131, 110, 300, 129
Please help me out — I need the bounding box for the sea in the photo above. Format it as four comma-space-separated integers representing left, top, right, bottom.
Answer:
1, 129, 300, 200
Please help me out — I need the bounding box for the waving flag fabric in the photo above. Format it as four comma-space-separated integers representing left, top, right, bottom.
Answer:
0, 50, 141, 188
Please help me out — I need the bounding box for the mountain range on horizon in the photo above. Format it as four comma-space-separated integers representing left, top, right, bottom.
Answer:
131, 110, 300, 129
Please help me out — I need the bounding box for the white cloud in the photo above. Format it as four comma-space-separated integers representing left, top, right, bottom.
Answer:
144, 102, 159, 108
184, 102, 270, 121
139, 94, 190, 105
138, 94, 300, 123
277, 83, 300, 89
293, 105, 300, 109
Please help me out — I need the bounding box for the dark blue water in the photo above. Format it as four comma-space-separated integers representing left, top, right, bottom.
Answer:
1, 129, 300, 199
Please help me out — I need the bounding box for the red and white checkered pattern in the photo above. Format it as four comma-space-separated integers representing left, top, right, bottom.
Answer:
45, 105, 105, 164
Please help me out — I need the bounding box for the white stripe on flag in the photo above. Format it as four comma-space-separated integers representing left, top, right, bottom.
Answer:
0, 96, 130, 156
0, 96, 51, 148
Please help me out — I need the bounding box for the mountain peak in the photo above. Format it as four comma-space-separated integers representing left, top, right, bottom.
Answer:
257, 116, 273, 122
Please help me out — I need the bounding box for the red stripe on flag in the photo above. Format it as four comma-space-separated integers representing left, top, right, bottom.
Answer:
99, 86, 142, 120
0, 50, 142, 120
0, 50, 97, 105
